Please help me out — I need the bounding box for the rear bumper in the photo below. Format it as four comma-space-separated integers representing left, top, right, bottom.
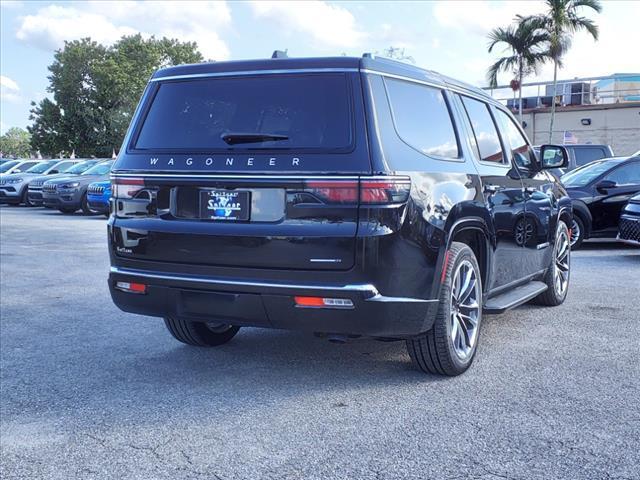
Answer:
108, 266, 438, 337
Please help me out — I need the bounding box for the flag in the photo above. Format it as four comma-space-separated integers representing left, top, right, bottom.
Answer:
563, 131, 578, 145
112, 149, 117, 159
70, 149, 76, 159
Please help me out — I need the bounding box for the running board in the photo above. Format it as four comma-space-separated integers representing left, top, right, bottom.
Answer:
483, 281, 547, 314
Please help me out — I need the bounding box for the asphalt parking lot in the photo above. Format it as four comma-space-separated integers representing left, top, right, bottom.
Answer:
1, 206, 639, 480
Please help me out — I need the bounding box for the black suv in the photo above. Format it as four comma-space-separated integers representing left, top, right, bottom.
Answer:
108, 56, 572, 376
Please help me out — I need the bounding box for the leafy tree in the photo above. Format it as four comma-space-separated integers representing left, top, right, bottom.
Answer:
523, 0, 602, 142
487, 18, 550, 123
0, 127, 32, 158
29, 35, 203, 157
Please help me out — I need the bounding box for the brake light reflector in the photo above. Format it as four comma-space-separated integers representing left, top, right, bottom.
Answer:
112, 177, 145, 199
294, 296, 354, 309
115, 281, 147, 294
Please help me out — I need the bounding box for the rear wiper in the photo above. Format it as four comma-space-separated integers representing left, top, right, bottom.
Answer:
221, 132, 289, 145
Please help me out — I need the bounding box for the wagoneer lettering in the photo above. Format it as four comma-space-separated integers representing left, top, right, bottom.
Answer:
108, 55, 573, 376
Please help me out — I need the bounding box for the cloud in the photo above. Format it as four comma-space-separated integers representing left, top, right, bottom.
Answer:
433, 1, 545, 36
15, 1, 231, 60
250, 1, 366, 49
1, 75, 21, 102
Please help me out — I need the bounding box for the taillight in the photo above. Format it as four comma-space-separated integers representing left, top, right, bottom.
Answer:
360, 177, 411, 204
305, 180, 359, 203
302, 177, 411, 205
112, 177, 145, 199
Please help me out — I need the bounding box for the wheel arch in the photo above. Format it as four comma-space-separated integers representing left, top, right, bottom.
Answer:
445, 218, 492, 293
571, 200, 592, 238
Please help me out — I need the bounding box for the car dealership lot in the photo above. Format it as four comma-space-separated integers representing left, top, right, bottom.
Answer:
1, 206, 639, 480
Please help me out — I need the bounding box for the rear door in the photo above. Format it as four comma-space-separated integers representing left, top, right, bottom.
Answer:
457, 95, 526, 291
112, 71, 371, 271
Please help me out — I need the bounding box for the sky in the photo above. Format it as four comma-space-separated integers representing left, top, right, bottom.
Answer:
1, 0, 639, 134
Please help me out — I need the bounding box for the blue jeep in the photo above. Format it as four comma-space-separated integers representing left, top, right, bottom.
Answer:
87, 180, 111, 216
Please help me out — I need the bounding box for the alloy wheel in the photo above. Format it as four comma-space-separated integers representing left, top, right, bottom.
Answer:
449, 259, 481, 360
554, 227, 570, 297
570, 219, 581, 247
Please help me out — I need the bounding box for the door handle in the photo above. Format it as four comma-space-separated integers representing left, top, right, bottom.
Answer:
484, 184, 500, 194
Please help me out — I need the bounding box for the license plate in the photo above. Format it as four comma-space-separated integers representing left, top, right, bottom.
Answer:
199, 189, 251, 221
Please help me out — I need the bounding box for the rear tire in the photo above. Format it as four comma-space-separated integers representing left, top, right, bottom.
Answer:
164, 317, 240, 347
534, 220, 570, 306
406, 242, 482, 376
570, 216, 585, 250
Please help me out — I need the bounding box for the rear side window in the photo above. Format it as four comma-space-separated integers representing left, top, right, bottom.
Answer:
494, 109, 537, 169
384, 78, 459, 159
134, 74, 352, 151
574, 147, 607, 166
461, 96, 504, 164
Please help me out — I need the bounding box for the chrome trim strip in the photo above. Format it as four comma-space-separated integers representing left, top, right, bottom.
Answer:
110, 266, 379, 295
150, 68, 359, 82
111, 173, 362, 180
361, 68, 493, 103
367, 295, 436, 304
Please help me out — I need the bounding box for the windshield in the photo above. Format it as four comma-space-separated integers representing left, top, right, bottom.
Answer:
26, 160, 57, 174
0, 161, 19, 173
66, 161, 98, 174
134, 74, 352, 151
561, 160, 620, 187
82, 161, 113, 175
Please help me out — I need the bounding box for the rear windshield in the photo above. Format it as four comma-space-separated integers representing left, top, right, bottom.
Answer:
134, 74, 352, 151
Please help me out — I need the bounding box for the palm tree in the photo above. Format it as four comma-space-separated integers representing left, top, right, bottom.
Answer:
487, 18, 550, 123
523, 0, 602, 143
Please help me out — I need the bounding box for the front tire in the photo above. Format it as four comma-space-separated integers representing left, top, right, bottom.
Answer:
164, 317, 240, 347
81, 193, 95, 215
406, 242, 483, 376
535, 220, 570, 306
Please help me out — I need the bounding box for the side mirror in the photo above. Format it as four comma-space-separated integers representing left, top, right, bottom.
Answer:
48, 170, 58, 174
595, 179, 616, 193
539, 144, 569, 169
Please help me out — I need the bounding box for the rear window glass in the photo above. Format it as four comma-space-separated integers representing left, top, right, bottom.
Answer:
461, 96, 505, 164
385, 78, 459, 158
134, 74, 352, 151
574, 147, 607, 166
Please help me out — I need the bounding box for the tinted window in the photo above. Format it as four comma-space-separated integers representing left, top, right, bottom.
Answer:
135, 74, 352, 151
561, 160, 620, 187
82, 162, 113, 175
604, 162, 640, 185
461, 96, 504, 163
385, 78, 459, 158
494, 110, 536, 169
573, 147, 607, 166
